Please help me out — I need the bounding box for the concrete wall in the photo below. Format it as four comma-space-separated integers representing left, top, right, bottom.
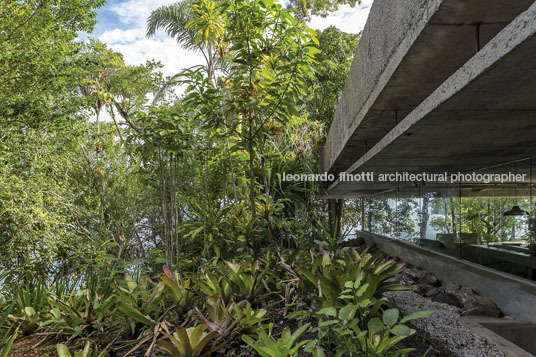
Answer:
323, 0, 437, 173
322, 0, 535, 186
359, 231, 536, 322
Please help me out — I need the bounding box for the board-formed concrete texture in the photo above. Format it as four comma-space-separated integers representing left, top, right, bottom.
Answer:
322, 0, 536, 197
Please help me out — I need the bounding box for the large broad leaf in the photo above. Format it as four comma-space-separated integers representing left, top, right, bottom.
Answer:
24, 306, 36, 317
382, 309, 399, 327
367, 317, 384, 334
317, 307, 336, 317
391, 324, 412, 337
338, 304, 356, 321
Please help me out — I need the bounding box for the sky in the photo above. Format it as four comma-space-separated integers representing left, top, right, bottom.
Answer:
87, 0, 374, 76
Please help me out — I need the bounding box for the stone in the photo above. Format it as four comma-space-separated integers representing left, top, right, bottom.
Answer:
438, 282, 503, 317
432, 292, 463, 308
461, 295, 503, 318
412, 284, 436, 295
416, 273, 440, 287
424, 287, 440, 298
440, 282, 462, 295
404, 268, 427, 281
392, 272, 415, 286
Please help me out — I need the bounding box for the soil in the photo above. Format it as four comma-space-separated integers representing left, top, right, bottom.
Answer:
10, 335, 59, 357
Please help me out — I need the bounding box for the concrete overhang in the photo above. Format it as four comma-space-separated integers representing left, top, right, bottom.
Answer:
325, 3, 536, 197
323, 0, 536, 197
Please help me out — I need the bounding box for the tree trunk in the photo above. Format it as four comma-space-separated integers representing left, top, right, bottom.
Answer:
450, 198, 457, 236
328, 199, 344, 239
247, 125, 258, 257
420, 195, 430, 239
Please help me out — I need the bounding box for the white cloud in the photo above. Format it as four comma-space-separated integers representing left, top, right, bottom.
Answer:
110, 0, 178, 27
99, 28, 145, 44
99, 31, 205, 77
98, 0, 205, 77
97, 0, 374, 78
89, 0, 373, 122
307, 0, 373, 34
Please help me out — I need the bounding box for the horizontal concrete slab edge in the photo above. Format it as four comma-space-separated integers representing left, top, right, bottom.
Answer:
323, 0, 443, 172
327, 2, 536, 193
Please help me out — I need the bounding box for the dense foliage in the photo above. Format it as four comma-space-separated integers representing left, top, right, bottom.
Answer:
0, 0, 443, 355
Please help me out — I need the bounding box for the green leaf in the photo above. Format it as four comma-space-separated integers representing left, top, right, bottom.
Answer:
0, 328, 18, 357
383, 309, 399, 327
358, 298, 371, 308
391, 324, 412, 337
318, 319, 338, 327
338, 304, 356, 321
24, 306, 36, 317
367, 317, 384, 334
400, 310, 432, 323
115, 302, 155, 327
57, 344, 72, 357
355, 283, 369, 297
317, 307, 337, 317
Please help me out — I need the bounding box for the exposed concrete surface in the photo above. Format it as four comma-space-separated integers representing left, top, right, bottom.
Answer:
323, 0, 534, 177
359, 231, 536, 323
326, 2, 536, 196
460, 317, 536, 357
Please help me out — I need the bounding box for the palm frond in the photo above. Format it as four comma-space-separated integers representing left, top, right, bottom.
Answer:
146, 1, 200, 52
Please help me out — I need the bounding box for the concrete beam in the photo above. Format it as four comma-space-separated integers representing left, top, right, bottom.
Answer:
323, 0, 534, 177
326, 2, 536, 197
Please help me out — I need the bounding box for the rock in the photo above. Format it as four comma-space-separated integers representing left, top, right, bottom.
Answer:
392, 272, 415, 286
440, 282, 462, 295
424, 287, 440, 298
342, 237, 366, 247
412, 284, 436, 295
416, 273, 440, 287
437, 283, 503, 317
432, 292, 463, 308
354, 237, 366, 245
461, 295, 503, 318
404, 268, 427, 281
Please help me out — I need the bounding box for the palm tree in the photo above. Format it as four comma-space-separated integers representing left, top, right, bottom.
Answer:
146, 0, 225, 81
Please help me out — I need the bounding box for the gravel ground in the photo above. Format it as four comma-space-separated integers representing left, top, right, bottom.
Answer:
386, 290, 505, 357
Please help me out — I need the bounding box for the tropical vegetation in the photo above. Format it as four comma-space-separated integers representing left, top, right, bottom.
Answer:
0, 0, 445, 355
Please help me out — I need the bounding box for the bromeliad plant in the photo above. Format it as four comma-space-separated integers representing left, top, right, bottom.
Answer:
161, 265, 197, 318
242, 323, 311, 357
313, 299, 431, 356
56, 341, 109, 357
197, 296, 267, 343
298, 248, 431, 356
5, 278, 52, 335
113, 274, 166, 336
297, 248, 406, 308
44, 288, 116, 340
197, 260, 271, 306
112, 266, 198, 356
157, 324, 225, 357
